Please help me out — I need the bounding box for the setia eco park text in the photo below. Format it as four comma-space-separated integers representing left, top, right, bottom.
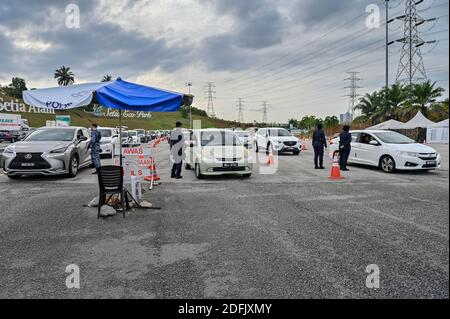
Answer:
0, 97, 152, 119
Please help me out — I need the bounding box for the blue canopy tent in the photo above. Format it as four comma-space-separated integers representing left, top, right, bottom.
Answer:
23, 78, 193, 165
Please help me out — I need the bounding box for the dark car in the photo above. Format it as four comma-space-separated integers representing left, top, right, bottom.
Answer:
0, 130, 22, 143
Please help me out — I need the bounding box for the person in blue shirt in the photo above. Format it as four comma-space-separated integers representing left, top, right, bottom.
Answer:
89, 123, 102, 174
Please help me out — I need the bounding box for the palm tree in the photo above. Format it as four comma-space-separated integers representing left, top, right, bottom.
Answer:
101, 75, 113, 82
371, 83, 407, 123
402, 80, 445, 118
355, 91, 383, 120
54, 66, 75, 86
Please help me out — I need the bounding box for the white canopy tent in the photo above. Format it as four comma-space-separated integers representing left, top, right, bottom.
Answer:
401, 111, 435, 129
427, 119, 449, 144
367, 119, 405, 130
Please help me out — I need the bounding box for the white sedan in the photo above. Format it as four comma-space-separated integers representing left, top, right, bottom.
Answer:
185, 129, 253, 178
329, 130, 442, 173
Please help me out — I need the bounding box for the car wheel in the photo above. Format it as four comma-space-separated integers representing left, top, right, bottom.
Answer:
67, 155, 79, 178
7, 175, 21, 179
243, 173, 251, 178
185, 163, 192, 170
195, 163, 204, 179
380, 155, 396, 173
255, 142, 259, 153
293, 150, 300, 155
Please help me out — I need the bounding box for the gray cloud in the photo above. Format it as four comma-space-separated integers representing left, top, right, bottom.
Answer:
202, 0, 285, 50
292, 0, 365, 27
0, 0, 193, 84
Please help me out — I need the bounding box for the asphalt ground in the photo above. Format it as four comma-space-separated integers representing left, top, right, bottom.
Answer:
0, 143, 448, 298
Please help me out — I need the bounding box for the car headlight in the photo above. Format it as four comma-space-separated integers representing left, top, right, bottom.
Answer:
50, 146, 69, 154
3, 147, 15, 154
399, 151, 419, 157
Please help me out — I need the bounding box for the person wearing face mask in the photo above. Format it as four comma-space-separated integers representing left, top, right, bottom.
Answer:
89, 123, 102, 174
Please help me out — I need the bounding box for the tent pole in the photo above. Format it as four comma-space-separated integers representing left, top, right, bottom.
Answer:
119, 109, 123, 167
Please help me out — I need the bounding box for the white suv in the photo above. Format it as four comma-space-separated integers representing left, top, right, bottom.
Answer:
97, 127, 120, 158
254, 128, 301, 155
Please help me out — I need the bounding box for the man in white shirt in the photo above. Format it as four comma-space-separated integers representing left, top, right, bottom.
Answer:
169, 121, 185, 179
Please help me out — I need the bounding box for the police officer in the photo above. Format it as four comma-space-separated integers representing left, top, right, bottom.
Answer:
339, 125, 352, 171
312, 122, 327, 169
89, 123, 102, 174
169, 121, 185, 179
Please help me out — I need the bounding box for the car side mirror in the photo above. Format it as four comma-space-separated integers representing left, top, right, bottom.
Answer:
369, 140, 379, 146
190, 141, 196, 147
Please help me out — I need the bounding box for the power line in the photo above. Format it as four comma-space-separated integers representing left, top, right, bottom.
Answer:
205, 82, 216, 118
344, 71, 363, 119
262, 101, 268, 123
236, 98, 244, 123
394, 0, 437, 83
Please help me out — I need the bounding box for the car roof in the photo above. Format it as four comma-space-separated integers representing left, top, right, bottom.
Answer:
352, 130, 392, 133
38, 126, 82, 130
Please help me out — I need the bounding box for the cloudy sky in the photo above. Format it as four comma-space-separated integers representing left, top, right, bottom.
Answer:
0, 0, 448, 122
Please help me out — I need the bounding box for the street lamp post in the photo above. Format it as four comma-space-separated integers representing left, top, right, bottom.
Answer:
185, 82, 193, 129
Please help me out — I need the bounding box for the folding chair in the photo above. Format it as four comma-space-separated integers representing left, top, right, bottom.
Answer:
97, 165, 130, 218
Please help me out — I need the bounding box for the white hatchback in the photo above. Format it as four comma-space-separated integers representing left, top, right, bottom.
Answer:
329, 130, 442, 173
185, 129, 253, 178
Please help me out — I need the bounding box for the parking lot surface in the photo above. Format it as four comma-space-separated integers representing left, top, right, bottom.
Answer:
0, 144, 448, 298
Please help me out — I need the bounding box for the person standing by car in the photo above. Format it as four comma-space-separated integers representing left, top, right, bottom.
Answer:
89, 123, 102, 174
339, 125, 352, 171
312, 122, 327, 169
169, 121, 185, 179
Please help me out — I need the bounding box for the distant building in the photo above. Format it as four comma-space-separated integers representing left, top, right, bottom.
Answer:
340, 112, 353, 124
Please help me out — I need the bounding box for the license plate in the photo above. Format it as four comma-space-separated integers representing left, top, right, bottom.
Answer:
21, 163, 35, 167
223, 163, 238, 168
426, 161, 436, 165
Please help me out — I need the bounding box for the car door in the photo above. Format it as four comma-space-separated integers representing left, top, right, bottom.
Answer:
348, 132, 362, 163
356, 132, 380, 166
77, 129, 90, 165
257, 129, 267, 149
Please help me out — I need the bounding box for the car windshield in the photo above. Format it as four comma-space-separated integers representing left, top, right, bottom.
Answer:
121, 132, 128, 137
269, 129, 291, 137
235, 131, 249, 137
200, 131, 241, 146
373, 131, 415, 144
136, 130, 145, 135
128, 131, 137, 137
25, 129, 75, 141
98, 129, 112, 137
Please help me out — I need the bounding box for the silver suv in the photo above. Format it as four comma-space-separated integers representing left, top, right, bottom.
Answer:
1, 127, 92, 179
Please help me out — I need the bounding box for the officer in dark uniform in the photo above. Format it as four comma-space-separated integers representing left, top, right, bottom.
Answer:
339, 125, 352, 171
312, 122, 327, 169
89, 123, 102, 174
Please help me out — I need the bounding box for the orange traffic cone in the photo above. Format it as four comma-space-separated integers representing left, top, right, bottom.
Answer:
301, 141, 308, 151
267, 148, 275, 165
329, 155, 343, 180
144, 156, 160, 182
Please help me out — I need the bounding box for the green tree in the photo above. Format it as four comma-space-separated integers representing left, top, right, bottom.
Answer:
3, 77, 28, 99
371, 83, 407, 123
428, 98, 449, 122
101, 75, 113, 82
323, 115, 339, 129
298, 115, 320, 130
54, 66, 75, 86
401, 80, 445, 118
355, 91, 383, 121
